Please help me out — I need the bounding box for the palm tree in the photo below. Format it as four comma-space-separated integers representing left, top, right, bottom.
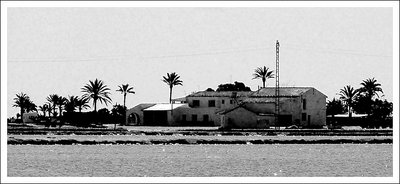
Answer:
46, 102, 53, 117
359, 78, 383, 117
38, 104, 49, 117
57, 96, 67, 117
252, 66, 274, 88
162, 72, 183, 103
116, 84, 135, 125
64, 96, 79, 113
13, 92, 29, 122
47, 94, 60, 118
81, 79, 112, 112
76, 97, 90, 113
339, 85, 359, 118
25, 100, 37, 113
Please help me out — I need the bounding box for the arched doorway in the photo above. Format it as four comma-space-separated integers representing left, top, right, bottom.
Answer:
127, 113, 141, 125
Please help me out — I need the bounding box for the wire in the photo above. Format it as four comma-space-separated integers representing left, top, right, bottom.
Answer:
285, 44, 392, 58
8, 46, 275, 63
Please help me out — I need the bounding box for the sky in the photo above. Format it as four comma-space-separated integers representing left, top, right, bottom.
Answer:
5, 6, 395, 118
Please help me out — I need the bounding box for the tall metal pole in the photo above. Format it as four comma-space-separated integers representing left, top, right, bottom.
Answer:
275, 40, 280, 130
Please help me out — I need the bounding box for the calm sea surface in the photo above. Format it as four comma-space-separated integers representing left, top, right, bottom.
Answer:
8, 144, 392, 177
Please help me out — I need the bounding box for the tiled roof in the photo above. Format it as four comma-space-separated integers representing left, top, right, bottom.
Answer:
187, 91, 253, 97
250, 87, 313, 97
242, 98, 276, 103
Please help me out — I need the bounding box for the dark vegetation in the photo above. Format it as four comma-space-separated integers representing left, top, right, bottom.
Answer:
206, 81, 251, 92
327, 78, 392, 128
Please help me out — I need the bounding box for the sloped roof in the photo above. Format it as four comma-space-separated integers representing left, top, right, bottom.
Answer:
128, 103, 156, 111
218, 105, 276, 116
172, 97, 187, 102
218, 105, 259, 115
187, 91, 253, 97
250, 87, 313, 97
143, 103, 189, 111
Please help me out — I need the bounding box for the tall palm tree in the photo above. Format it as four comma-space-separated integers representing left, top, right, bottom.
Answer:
13, 92, 29, 122
162, 72, 183, 103
76, 97, 90, 113
81, 79, 112, 112
116, 84, 135, 125
116, 84, 135, 110
339, 85, 359, 118
360, 78, 383, 98
252, 66, 274, 88
359, 78, 383, 117
47, 94, 60, 118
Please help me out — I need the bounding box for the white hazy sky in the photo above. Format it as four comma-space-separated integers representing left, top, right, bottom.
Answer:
5, 6, 395, 117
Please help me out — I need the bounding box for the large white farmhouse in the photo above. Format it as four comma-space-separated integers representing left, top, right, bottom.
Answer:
126, 87, 327, 128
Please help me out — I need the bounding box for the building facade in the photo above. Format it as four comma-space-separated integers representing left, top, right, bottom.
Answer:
126, 87, 327, 128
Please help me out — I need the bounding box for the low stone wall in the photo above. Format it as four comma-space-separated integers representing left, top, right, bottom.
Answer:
8, 137, 392, 145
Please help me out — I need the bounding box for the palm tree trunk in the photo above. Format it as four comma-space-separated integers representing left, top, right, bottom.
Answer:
123, 94, 127, 126
262, 78, 266, 88
59, 106, 62, 117
169, 86, 173, 103
94, 101, 97, 112
349, 106, 352, 118
53, 105, 56, 118
20, 108, 24, 124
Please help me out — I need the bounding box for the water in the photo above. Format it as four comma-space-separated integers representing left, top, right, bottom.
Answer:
8, 144, 392, 177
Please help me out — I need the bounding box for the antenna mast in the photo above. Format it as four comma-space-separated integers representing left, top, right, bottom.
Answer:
275, 40, 280, 130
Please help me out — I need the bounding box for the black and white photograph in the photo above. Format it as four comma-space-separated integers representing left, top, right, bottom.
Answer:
1, 1, 399, 183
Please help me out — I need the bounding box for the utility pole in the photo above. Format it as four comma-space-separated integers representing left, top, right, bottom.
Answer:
275, 40, 280, 130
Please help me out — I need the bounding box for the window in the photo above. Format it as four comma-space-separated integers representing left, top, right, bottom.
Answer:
182, 115, 186, 122
303, 99, 306, 110
203, 115, 209, 122
302, 113, 307, 121
222, 100, 225, 104
208, 100, 216, 107
192, 100, 200, 107
192, 114, 197, 122
230, 100, 233, 104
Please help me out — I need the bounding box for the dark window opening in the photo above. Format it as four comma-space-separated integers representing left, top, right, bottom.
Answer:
222, 100, 225, 104
192, 114, 197, 122
303, 99, 306, 110
203, 115, 209, 122
302, 113, 307, 121
208, 100, 216, 107
192, 100, 200, 107
230, 100, 233, 104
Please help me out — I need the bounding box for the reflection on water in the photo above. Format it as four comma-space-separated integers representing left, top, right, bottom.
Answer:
8, 144, 392, 177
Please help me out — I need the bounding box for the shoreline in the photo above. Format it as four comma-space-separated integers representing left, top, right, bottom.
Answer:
8, 137, 393, 145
